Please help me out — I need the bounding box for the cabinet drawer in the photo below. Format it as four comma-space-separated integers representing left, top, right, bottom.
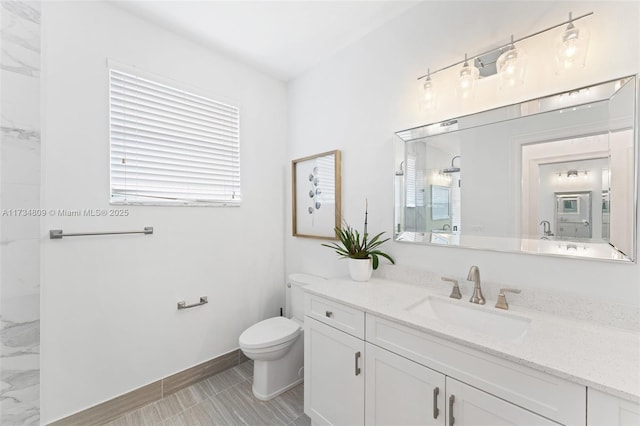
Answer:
305, 294, 365, 339
367, 314, 585, 425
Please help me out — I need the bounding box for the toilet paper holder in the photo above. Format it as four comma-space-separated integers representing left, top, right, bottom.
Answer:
177, 296, 208, 310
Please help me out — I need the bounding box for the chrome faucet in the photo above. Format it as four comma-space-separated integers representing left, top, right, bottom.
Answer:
467, 265, 485, 305
539, 220, 554, 237
442, 224, 451, 231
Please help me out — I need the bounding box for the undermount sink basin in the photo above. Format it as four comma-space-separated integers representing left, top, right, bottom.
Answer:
405, 296, 531, 342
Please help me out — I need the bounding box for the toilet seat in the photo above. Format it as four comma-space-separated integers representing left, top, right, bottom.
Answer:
239, 317, 301, 350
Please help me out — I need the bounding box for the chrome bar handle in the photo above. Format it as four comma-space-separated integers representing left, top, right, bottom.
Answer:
177, 296, 208, 310
325, 311, 333, 318
354, 351, 361, 376
50, 227, 153, 239
449, 394, 455, 426
433, 387, 440, 419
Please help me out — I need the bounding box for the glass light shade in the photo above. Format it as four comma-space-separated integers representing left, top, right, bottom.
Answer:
458, 61, 479, 99
497, 46, 527, 88
422, 77, 436, 109
555, 23, 589, 72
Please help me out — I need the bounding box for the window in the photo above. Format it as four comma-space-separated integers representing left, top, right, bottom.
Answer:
109, 67, 240, 205
405, 156, 424, 208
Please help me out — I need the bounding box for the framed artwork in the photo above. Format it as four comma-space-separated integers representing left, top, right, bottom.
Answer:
292, 150, 342, 239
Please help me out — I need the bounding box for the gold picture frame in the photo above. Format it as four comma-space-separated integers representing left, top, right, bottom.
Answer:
292, 150, 342, 239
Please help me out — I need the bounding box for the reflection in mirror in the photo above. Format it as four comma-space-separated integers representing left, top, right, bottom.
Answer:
395, 76, 637, 261
554, 191, 592, 238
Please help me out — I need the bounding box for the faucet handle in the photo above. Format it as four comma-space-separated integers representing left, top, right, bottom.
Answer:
442, 276, 462, 299
495, 288, 521, 310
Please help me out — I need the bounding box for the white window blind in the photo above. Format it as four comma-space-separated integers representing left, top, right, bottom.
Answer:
405, 156, 424, 208
109, 68, 241, 205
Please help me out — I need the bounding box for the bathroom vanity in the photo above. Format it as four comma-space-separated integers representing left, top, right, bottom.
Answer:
303, 278, 640, 425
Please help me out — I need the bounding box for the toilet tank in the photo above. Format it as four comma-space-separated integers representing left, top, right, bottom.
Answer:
288, 273, 325, 321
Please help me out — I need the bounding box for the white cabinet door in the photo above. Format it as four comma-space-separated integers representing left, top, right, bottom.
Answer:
588, 388, 640, 426
304, 317, 365, 426
366, 314, 585, 425
446, 378, 558, 426
365, 342, 446, 426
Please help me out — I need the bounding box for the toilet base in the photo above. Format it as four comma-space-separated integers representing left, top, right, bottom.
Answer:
251, 333, 304, 401
252, 376, 303, 401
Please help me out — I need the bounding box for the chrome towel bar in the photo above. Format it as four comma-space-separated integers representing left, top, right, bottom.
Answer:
177, 296, 208, 310
49, 227, 153, 239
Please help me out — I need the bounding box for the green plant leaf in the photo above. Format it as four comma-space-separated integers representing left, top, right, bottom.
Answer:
370, 250, 395, 265
371, 253, 379, 270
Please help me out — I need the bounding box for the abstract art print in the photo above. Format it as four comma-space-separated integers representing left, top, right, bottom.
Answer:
292, 150, 341, 239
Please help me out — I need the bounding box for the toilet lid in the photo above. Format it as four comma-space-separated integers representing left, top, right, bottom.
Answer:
239, 317, 301, 350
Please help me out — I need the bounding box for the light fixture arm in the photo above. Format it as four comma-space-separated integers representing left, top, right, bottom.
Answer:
417, 11, 593, 81
566, 12, 575, 30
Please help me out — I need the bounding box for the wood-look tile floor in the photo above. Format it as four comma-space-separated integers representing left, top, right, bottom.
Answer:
104, 361, 310, 426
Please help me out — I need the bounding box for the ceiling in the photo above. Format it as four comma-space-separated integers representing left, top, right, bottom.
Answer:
112, 0, 421, 81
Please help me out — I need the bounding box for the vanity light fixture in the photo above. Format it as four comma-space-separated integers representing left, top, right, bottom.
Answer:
557, 169, 588, 179
555, 12, 590, 72
458, 54, 479, 99
421, 68, 436, 109
417, 11, 593, 109
497, 35, 527, 88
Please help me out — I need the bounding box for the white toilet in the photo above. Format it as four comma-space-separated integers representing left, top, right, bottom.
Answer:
239, 273, 324, 400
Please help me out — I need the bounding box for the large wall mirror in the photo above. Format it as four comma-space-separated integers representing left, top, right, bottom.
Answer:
394, 76, 637, 262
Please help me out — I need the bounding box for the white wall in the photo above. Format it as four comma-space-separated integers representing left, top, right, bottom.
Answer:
286, 1, 640, 305
40, 1, 287, 422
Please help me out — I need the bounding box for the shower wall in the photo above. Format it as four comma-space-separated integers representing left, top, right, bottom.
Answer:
0, 1, 42, 425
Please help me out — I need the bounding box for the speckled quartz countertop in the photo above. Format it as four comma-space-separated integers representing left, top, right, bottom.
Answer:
304, 277, 640, 403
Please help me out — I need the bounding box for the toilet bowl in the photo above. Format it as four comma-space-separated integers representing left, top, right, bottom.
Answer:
239, 316, 304, 400
238, 273, 324, 400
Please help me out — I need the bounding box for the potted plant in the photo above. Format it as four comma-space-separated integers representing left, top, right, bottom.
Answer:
322, 203, 395, 281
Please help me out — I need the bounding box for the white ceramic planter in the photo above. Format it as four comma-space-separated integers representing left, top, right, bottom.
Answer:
348, 258, 373, 282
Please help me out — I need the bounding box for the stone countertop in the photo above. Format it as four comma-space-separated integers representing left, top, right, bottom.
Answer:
303, 277, 640, 403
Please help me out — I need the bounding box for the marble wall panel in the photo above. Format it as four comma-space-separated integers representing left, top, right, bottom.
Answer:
1, 1, 41, 425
